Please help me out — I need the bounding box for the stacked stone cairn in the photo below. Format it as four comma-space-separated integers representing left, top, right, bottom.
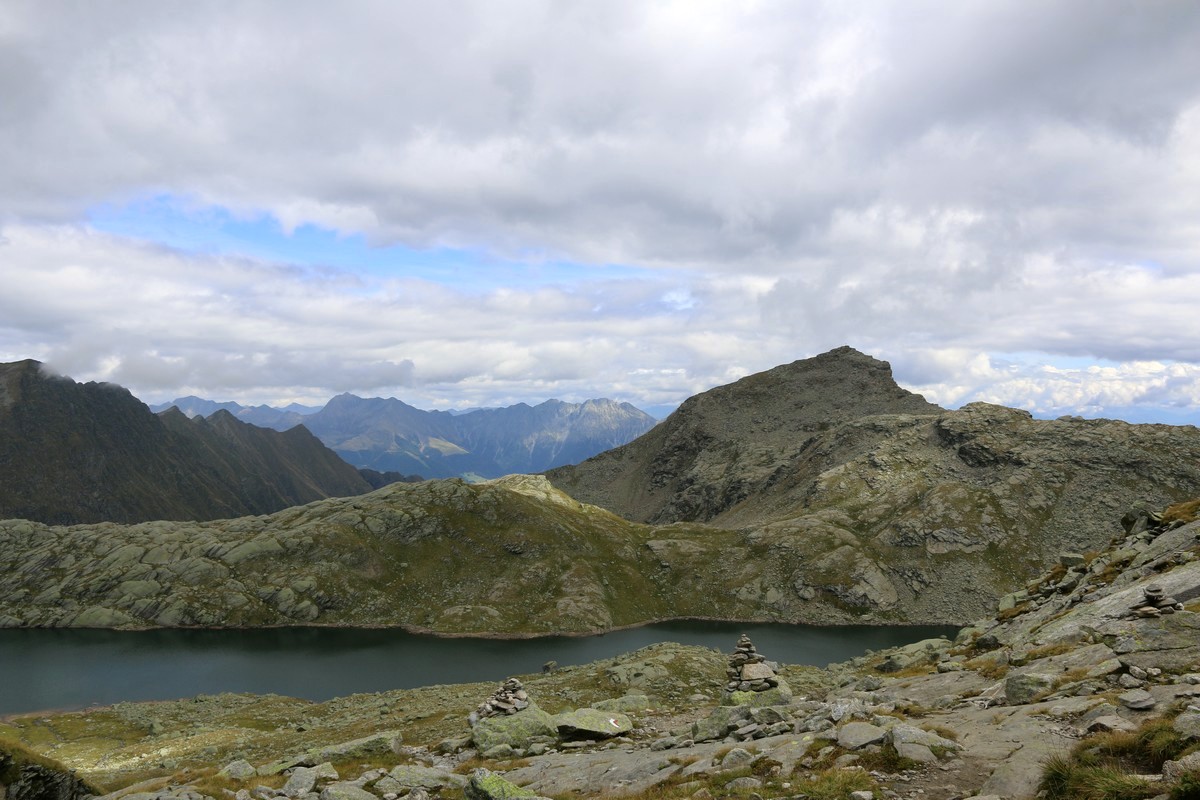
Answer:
470, 678, 529, 724
726, 634, 780, 693
1132, 583, 1185, 618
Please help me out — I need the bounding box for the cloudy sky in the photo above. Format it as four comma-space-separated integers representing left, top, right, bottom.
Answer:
3, 1, 1200, 421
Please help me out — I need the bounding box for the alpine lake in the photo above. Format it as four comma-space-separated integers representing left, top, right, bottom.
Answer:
0, 621, 959, 716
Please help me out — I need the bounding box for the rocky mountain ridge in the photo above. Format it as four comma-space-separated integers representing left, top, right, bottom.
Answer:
156, 393, 658, 480
0, 360, 376, 526
549, 347, 1200, 622
4, 500, 1199, 800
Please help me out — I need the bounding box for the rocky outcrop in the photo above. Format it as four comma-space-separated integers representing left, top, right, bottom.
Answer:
548, 346, 945, 525
0, 740, 97, 800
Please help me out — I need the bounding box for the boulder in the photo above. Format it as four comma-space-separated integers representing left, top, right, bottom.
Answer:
554, 708, 633, 739
720, 747, 758, 769
887, 723, 958, 753
218, 760, 257, 780
1086, 716, 1138, 734
319, 784, 377, 800
386, 765, 466, 791
465, 768, 539, 800
1003, 672, 1056, 705
471, 704, 558, 753
1173, 711, 1200, 741
316, 730, 403, 762
1162, 750, 1200, 781
1117, 689, 1156, 710
691, 705, 752, 742
282, 766, 318, 797
837, 721, 888, 750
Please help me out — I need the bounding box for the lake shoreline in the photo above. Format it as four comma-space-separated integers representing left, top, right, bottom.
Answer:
2, 614, 961, 640
0, 620, 959, 716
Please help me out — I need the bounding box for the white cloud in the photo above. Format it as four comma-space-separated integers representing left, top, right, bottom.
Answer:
1, 2, 1199, 420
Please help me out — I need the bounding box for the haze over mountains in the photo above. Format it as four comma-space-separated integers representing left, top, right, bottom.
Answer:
153, 393, 658, 479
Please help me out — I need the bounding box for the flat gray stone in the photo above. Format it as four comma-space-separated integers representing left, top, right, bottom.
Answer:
1117, 689, 1156, 710
837, 721, 887, 750
319, 784, 377, 800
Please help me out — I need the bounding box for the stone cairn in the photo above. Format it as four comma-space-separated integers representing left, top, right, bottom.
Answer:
725, 634, 780, 693
471, 678, 529, 724
1132, 583, 1184, 618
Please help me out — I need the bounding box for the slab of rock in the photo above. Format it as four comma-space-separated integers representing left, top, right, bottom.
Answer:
1117, 689, 1156, 710
837, 721, 887, 750
1086, 715, 1138, 734
593, 694, 651, 712
894, 741, 937, 762
218, 760, 256, 780
316, 730, 403, 762
465, 768, 540, 800
386, 765, 466, 791
887, 723, 958, 753
554, 708, 633, 739
319, 783, 377, 800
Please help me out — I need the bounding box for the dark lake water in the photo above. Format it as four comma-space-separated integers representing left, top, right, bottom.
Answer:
0, 621, 957, 716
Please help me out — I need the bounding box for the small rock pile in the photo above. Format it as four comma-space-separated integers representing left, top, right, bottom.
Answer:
725, 634, 780, 693
1132, 583, 1184, 617
471, 678, 529, 723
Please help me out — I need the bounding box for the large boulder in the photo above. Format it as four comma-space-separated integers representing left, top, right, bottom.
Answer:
385, 765, 466, 791
465, 768, 540, 800
837, 721, 888, 750
554, 708, 633, 739
471, 704, 558, 753
691, 705, 752, 742
1173, 711, 1200, 741
316, 730, 403, 762
320, 784, 377, 800
1003, 672, 1056, 705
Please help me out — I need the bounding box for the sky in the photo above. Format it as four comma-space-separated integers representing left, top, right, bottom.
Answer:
3, 1, 1200, 422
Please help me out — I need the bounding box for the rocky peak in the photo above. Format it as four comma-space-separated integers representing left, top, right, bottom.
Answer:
547, 346, 944, 524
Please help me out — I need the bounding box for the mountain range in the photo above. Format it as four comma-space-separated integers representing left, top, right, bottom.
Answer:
5, 346, 1200, 630
153, 393, 658, 479
0, 360, 376, 525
